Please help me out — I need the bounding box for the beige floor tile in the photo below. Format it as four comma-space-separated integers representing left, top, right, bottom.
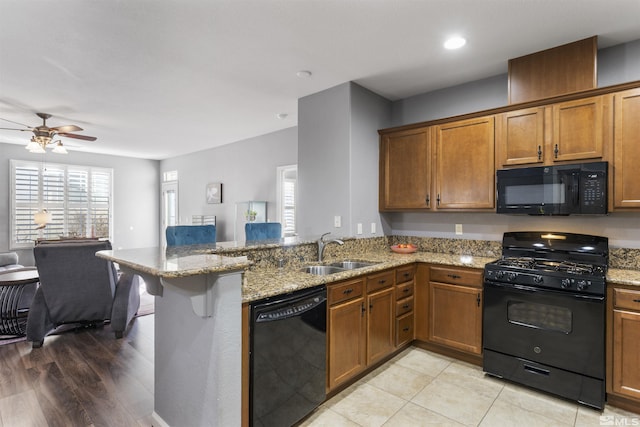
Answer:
383, 401, 464, 426
436, 362, 504, 400
366, 362, 435, 400
394, 347, 452, 377
411, 378, 495, 426
479, 399, 573, 427
495, 383, 577, 425
575, 404, 640, 426
299, 406, 362, 427
328, 383, 406, 427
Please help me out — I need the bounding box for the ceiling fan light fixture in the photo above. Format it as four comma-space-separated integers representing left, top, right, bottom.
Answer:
25, 138, 40, 151
52, 140, 68, 154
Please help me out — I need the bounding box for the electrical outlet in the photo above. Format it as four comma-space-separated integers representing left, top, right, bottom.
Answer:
455, 224, 463, 235
371, 223, 376, 234
334, 215, 341, 228
357, 223, 363, 235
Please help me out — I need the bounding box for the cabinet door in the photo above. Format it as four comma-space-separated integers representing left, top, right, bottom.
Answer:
552, 96, 604, 162
497, 107, 545, 166
435, 116, 495, 209
612, 309, 640, 399
613, 88, 640, 209
366, 287, 395, 365
380, 128, 431, 210
328, 297, 366, 390
429, 282, 482, 355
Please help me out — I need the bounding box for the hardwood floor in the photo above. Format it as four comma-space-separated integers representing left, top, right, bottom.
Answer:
0, 315, 154, 427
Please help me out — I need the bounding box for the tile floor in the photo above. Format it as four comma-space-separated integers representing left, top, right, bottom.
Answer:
301, 347, 640, 427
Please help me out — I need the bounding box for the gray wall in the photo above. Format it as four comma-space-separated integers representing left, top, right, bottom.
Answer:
297, 82, 391, 238
383, 39, 640, 249
159, 126, 297, 242
0, 142, 160, 264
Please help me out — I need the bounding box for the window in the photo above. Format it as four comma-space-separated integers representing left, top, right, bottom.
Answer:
10, 160, 113, 248
276, 165, 297, 237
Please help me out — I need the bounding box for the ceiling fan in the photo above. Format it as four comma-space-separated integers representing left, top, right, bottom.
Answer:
0, 112, 97, 153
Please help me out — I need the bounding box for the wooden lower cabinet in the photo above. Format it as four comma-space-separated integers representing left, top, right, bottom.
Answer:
608, 285, 640, 411
327, 270, 396, 392
428, 266, 483, 356
328, 290, 367, 390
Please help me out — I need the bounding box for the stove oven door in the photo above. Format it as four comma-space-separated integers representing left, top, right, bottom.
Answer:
483, 281, 604, 379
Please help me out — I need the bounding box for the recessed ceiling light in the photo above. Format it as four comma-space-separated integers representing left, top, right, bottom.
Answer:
296, 70, 312, 78
276, 113, 288, 120
444, 36, 466, 50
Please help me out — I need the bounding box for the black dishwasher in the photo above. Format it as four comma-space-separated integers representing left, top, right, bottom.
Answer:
250, 286, 327, 427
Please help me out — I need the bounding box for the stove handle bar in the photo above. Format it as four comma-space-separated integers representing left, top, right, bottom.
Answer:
572, 294, 605, 302
524, 364, 550, 377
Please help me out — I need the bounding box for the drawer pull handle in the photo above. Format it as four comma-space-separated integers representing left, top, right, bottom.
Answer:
403, 273, 410, 278
342, 288, 353, 295
633, 299, 640, 303
402, 327, 410, 332
402, 304, 410, 309
378, 279, 386, 284
403, 288, 410, 293
447, 274, 461, 279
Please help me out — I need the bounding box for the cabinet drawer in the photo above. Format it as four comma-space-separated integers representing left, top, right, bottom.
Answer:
614, 287, 640, 311
396, 296, 414, 317
367, 270, 394, 293
396, 312, 414, 347
430, 266, 482, 287
395, 281, 414, 301
396, 266, 415, 284
329, 278, 364, 305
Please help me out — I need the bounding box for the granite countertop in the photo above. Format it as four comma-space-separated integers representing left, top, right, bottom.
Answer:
97, 247, 252, 278
243, 250, 640, 303
242, 251, 496, 303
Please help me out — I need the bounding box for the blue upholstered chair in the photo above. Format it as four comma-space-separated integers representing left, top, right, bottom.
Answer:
245, 222, 282, 241
166, 225, 216, 246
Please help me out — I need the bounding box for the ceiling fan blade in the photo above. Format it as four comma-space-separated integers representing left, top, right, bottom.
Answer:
0, 126, 32, 131
58, 132, 97, 141
0, 116, 32, 128
52, 124, 83, 133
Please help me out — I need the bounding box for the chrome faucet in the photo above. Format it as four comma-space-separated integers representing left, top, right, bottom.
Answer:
317, 232, 344, 262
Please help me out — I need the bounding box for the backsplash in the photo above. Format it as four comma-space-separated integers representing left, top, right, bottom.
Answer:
213, 236, 640, 271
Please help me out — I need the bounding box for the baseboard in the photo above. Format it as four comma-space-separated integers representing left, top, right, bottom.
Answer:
151, 412, 171, 427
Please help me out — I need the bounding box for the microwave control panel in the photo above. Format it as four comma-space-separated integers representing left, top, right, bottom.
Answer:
580, 170, 607, 214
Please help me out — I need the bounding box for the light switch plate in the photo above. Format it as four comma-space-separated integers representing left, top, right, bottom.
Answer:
357, 223, 363, 234
371, 223, 376, 234
334, 215, 341, 228
455, 224, 463, 235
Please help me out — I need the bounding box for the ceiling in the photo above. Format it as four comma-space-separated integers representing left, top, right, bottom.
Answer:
1, 0, 640, 160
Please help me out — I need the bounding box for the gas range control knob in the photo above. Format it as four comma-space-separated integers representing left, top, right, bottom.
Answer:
577, 280, 589, 291
507, 272, 517, 281
533, 275, 543, 284
496, 271, 505, 279
561, 278, 572, 289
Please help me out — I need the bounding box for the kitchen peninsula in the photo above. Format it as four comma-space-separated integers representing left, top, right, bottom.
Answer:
96, 246, 251, 427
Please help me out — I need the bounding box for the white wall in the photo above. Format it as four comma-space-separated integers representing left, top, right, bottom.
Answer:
297, 82, 391, 238
159, 126, 297, 242
0, 142, 160, 264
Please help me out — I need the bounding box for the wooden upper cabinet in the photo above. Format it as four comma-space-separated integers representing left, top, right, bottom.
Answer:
379, 127, 431, 210
497, 107, 545, 167
551, 95, 605, 162
435, 116, 495, 209
613, 88, 640, 209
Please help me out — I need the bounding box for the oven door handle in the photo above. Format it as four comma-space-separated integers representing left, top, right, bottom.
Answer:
572, 294, 605, 302
484, 281, 539, 293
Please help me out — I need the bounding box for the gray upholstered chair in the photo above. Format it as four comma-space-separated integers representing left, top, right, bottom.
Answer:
0, 251, 23, 272
26, 240, 140, 348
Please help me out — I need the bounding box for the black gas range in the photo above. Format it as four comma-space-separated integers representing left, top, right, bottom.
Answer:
483, 231, 608, 409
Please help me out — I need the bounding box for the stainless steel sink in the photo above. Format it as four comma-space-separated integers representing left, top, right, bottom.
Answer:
300, 265, 346, 275
328, 260, 378, 270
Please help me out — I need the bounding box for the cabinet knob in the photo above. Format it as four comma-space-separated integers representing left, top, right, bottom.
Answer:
426, 194, 430, 206
437, 194, 441, 206
537, 145, 542, 160
554, 144, 559, 158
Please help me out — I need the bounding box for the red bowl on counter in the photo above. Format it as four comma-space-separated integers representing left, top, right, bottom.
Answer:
390, 244, 417, 254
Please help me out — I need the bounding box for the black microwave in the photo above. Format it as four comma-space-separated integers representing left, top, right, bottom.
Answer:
496, 161, 608, 215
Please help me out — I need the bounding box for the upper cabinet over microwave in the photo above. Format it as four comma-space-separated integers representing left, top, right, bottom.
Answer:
496, 95, 608, 167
